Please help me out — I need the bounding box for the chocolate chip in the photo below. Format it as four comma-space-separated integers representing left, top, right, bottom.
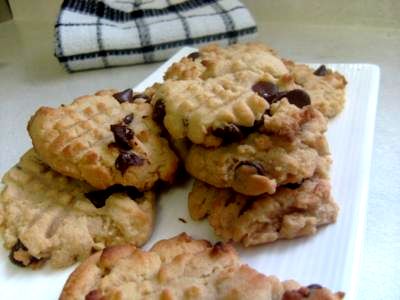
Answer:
132, 93, 151, 102
210, 242, 228, 256
252, 81, 279, 103
238, 198, 256, 216
153, 100, 166, 124
9, 240, 28, 267
307, 284, 323, 289
107, 185, 125, 194
213, 124, 243, 143
85, 185, 144, 208
297, 287, 310, 297
10, 240, 27, 253
264, 109, 273, 116
236, 161, 265, 175
113, 88, 133, 103
277, 89, 311, 108
240, 118, 264, 136
313, 65, 328, 76
252, 118, 265, 130
8, 240, 42, 267
124, 185, 144, 201
123, 113, 134, 124
216, 119, 264, 143
223, 195, 237, 207
282, 287, 312, 300
85, 189, 110, 208
285, 89, 311, 108
85, 289, 104, 300
282, 290, 305, 300
178, 217, 187, 223
187, 52, 201, 60
284, 182, 302, 189
110, 124, 134, 150
107, 142, 118, 149
252, 82, 310, 109
115, 151, 144, 174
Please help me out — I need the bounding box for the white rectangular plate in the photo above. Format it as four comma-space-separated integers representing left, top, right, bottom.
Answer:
0, 47, 379, 299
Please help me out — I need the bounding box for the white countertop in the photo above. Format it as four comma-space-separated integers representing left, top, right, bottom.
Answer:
0, 3, 399, 299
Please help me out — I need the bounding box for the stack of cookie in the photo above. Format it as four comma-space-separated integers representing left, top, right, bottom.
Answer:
0, 90, 179, 268
0, 42, 347, 299
152, 43, 346, 246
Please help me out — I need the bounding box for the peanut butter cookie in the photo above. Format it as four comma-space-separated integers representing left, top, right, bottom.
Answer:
28, 89, 179, 190
0, 150, 155, 268
60, 233, 344, 300
189, 178, 338, 247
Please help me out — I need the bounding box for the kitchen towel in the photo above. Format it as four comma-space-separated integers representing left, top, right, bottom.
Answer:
55, 0, 257, 72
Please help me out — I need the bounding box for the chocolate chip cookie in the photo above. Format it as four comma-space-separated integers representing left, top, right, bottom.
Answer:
60, 233, 344, 300
164, 42, 289, 80
189, 177, 338, 247
185, 100, 331, 196
0, 150, 155, 268
28, 89, 179, 190
164, 43, 346, 119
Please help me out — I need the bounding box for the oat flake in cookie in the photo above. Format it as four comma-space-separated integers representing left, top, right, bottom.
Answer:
0, 150, 155, 268
28, 89, 179, 190
60, 233, 344, 300
189, 178, 338, 247
185, 100, 331, 196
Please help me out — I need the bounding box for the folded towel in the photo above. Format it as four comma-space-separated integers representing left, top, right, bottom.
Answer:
55, 0, 257, 72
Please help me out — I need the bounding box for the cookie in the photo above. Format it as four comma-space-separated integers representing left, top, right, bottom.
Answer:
60, 233, 344, 300
152, 70, 274, 147
185, 100, 331, 196
0, 149, 155, 268
164, 42, 289, 80
284, 60, 347, 118
28, 89, 179, 190
165, 43, 346, 119
189, 178, 338, 247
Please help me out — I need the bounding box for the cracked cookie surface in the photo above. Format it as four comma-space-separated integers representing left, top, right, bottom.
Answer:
189, 178, 338, 247
185, 100, 331, 196
0, 150, 155, 268
60, 233, 344, 300
28, 89, 179, 190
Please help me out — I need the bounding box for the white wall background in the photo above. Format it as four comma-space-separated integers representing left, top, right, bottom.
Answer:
7, 0, 400, 29
243, 0, 400, 29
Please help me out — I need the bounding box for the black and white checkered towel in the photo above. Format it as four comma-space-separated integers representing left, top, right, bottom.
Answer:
55, 0, 258, 72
